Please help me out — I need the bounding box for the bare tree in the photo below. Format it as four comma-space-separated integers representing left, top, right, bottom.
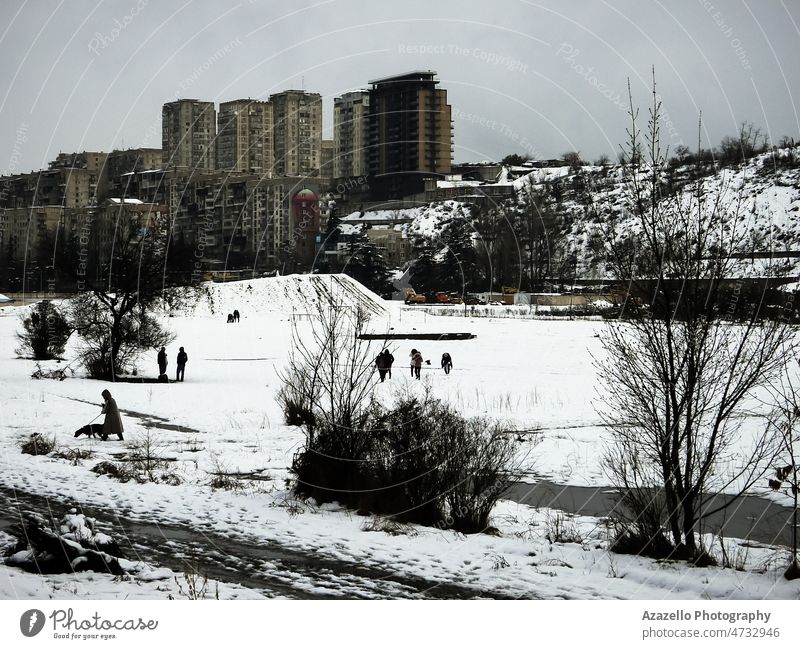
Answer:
595, 75, 795, 560
562, 151, 585, 170
718, 121, 769, 165
64, 207, 193, 379
515, 181, 571, 290
278, 295, 384, 504
594, 154, 611, 167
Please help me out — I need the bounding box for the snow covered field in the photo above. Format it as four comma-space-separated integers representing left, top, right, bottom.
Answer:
0, 275, 798, 599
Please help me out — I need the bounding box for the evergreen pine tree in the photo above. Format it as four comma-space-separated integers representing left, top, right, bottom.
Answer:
410, 241, 439, 296
342, 231, 392, 296
438, 213, 480, 294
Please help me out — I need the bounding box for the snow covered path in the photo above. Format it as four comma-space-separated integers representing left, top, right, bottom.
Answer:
0, 486, 517, 600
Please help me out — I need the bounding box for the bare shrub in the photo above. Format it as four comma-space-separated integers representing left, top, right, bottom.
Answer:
360, 517, 418, 537
207, 453, 244, 492
30, 363, 71, 380
280, 296, 520, 533
485, 552, 510, 570
544, 511, 583, 544
52, 447, 94, 465
19, 433, 56, 456
279, 297, 383, 507
171, 564, 219, 600
719, 536, 750, 572
92, 461, 130, 482
442, 416, 520, 533
92, 431, 179, 484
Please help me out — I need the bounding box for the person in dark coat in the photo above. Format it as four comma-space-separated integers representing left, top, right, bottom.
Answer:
233, 309, 240, 322
410, 349, 423, 380
375, 350, 389, 383
100, 389, 124, 441
176, 346, 188, 382
441, 352, 453, 375
157, 347, 168, 376
384, 349, 395, 379
227, 313, 234, 323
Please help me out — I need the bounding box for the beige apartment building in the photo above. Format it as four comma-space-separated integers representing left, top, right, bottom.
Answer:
161, 99, 216, 170
320, 139, 335, 180
333, 91, 370, 179
217, 99, 274, 176
270, 90, 322, 177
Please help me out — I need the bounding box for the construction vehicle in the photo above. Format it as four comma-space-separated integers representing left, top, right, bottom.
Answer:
402, 288, 426, 304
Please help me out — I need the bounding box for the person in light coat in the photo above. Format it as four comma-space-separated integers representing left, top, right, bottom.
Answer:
410, 349, 423, 380
100, 389, 124, 441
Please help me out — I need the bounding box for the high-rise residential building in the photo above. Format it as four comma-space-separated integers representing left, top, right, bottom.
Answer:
333, 91, 370, 179
270, 90, 322, 177
320, 139, 335, 179
161, 99, 216, 170
367, 71, 453, 197
217, 99, 274, 175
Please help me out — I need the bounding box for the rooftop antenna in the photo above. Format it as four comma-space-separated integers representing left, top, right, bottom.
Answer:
301, 76, 305, 90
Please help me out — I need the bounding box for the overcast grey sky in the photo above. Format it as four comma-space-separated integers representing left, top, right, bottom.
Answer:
1, 0, 798, 172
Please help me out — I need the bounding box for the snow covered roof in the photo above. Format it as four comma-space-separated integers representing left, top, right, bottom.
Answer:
339, 223, 364, 236
437, 179, 482, 189
108, 198, 144, 204
120, 169, 162, 176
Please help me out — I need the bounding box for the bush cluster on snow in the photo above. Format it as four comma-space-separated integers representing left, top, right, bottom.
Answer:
15, 300, 71, 360
280, 300, 520, 533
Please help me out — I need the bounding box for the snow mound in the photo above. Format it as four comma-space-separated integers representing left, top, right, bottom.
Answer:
188, 274, 388, 318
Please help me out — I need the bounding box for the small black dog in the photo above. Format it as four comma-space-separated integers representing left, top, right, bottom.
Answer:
73, 424, 123, 441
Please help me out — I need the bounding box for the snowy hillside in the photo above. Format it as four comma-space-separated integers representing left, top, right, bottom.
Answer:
389, 148, 800, 280
186, 273, 388, 318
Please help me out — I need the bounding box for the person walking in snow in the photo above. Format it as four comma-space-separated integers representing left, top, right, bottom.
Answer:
233, 309, 240, 323
375, 350, 390, 383
176, 346, 188, 382
385, 349, 395, 379
410, 348, 423, 380
157, 346, 168, 377
100, 389, 124, 441
441, 352, 453, 375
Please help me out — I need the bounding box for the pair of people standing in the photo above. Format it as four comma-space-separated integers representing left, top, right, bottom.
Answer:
410, 349, 424, 379
409, 349, 453, 379
157, 346, 188, 382
374, 349, 395, 382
